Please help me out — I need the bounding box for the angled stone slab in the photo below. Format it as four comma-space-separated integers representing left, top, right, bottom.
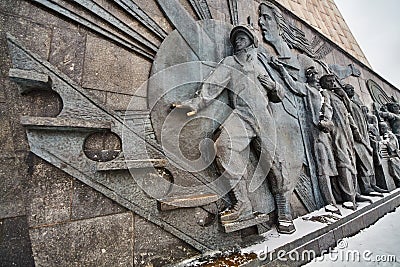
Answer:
222, 213, 270, 233
7, 33, 243, 252
20, 116, 112, 131
97, 159, 168, 171
158, 193, 219, 211
9, 68, 52, 94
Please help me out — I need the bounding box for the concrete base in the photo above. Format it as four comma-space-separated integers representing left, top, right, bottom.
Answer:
173, 188, 400, 266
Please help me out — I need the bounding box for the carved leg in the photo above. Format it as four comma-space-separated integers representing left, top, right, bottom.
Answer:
220, 179, 253, 223
214, 116, 255, 223
337, 168, 357, 210
275, 192, 295, 234
318, 175, 337, 205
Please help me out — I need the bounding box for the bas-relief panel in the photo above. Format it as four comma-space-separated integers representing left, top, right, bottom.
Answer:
4, 0, 400, 255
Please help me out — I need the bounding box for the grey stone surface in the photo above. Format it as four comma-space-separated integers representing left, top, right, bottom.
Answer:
49, 27, 86, 84
134, 216, 198, 267
71, 179, 126, 220
0, 104, 15, 157
8, 68, 52, 93
20, 90, 63, 118
2, 0, 400, 265
82, 34, 151, 95
317, 231, 336, 252
4, 14, 51, 60
0, 216, 35, 267
30, 212, 134, 267
0, 157, 26, 219
26, 156, 73, 227
21, 116, 111, 130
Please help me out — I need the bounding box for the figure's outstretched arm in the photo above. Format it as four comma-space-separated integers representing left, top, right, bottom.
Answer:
270, 57, 307, 96
173, 60, 231, 116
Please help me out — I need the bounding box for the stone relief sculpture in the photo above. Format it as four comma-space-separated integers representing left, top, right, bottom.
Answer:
174, 25, 304, 233
343, 84, 386, 196
379, 121, 400, 187
7, 1, 400, 260
258, 1, 323, 216
305, 68, 340, 213
318, 75, 362, 210
380, 102, 400, 143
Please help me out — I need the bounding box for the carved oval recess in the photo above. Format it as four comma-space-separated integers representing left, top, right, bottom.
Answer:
83, 131, 122, 162
23, 90, 63, 117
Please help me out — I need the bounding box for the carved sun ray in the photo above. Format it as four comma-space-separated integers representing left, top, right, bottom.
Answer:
31, 0, 173, 60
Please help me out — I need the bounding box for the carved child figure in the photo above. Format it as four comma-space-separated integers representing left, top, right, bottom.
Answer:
379, 121, 400, 187
380, 102, 400, 144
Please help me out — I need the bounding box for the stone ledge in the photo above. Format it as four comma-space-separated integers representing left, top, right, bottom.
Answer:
97, 159, 167, 171
20, 116, 112, 131
8, 68, 52, 94
173, 189, 400, 266
247, 189, 400, 266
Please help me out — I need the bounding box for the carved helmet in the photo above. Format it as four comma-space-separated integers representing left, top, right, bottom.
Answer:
229, 25, 259, 48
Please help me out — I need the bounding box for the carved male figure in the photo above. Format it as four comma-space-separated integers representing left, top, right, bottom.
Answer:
174, 25, 302, 233
319, 75, 359, 209
301, 67, 339, 213
259, 3, 320, 218
343, 84, 385, 196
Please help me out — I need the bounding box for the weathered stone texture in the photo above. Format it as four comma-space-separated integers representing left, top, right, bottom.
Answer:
134, 217, 198, 267
3, 15, 51, 61
82, 34, 152, 96
0, 157, 26, 219
49, 27, 87, 84
26, 156, 74, 227
30, 212, 134, 267
0, 216, 35, 267
71, 179, 127, 220
275, 0, 370, 67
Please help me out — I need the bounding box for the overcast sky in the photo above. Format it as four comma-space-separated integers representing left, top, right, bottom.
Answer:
335, 0, 400, 89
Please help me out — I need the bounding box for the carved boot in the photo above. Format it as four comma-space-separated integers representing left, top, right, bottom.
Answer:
372, 185, 389, 193
220, 180, 253, 223
275, 193, 296, 234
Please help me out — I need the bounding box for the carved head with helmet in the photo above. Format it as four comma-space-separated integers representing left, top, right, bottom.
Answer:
229, 25, 259, 53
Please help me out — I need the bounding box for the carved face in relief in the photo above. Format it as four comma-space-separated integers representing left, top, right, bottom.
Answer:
379, 122, 389, 134
320, 75, 337, 90
259, 3, 279, 43
305, 67, 319, 84
387, 103, 400, 114
344, 84, 355, 98
234, 32, 252, 52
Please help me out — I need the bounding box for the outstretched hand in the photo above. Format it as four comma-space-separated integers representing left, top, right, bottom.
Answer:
258, 75, 275, 90
171, 100, 198, 116
269, 56, 285, 71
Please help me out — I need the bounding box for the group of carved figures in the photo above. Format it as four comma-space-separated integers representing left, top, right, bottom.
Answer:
172, 2, 400, 234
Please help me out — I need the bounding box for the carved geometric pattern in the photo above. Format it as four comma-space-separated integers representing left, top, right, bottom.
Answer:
188, 0, 213, 20
31, 0, 162, 60
227, 0, 239, 25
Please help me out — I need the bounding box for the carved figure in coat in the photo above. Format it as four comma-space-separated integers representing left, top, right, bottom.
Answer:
302, 67, 339, 213
258, 2, 324, 216
343, 84, 385, 196
174, 25, 302, 233
319, 75, 360, 209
